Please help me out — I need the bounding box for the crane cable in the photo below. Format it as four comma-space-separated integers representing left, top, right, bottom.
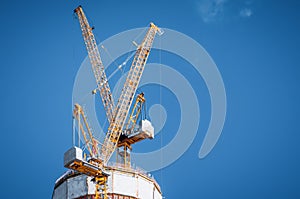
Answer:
159, 31, 163, 191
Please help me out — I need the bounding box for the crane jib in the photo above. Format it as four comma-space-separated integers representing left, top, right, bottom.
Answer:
74, 6, 115, 124
100, 24, 161, 164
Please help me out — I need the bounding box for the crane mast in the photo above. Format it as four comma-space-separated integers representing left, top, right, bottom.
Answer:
74, 6, 115, 123
100, 23, 162, 164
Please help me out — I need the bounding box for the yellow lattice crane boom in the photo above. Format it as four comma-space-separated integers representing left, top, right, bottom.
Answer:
73, 103, 100, 158
74, 6, 115, 123
100, 22, 162, 165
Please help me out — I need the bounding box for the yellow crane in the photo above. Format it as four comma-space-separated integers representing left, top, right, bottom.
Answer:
99, 20, 161, 165
74, 6, 115, 123
64, 5, 162, 199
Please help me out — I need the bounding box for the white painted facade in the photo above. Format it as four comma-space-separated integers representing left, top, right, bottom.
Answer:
52, 167, 162, 199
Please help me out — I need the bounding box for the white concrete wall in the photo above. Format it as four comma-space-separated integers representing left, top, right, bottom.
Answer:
154, 186, 163, 199
112, 172, 137, 197
138, 176, 153, 199
53, 180, 67, 199
67, 175, 88, 199
53, 169, 162, 199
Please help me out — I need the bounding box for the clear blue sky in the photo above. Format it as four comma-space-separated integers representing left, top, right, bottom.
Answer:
0, 0, 299, 198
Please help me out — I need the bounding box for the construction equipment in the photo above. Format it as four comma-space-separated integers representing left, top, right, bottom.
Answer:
64, 5, 162, 199
100, 21, 162, 165
73, 104, 100, 158
117, 92, 154, 167
74, 6, 115, 123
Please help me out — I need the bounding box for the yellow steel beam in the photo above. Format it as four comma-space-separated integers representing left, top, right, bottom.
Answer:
100, 23, 161, 164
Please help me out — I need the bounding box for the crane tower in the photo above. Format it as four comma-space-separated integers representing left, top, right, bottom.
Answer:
52, 6, 163, 199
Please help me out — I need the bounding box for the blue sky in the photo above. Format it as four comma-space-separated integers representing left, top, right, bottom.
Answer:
0, 0, 299, 198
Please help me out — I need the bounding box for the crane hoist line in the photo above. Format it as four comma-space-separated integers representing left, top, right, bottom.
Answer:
64, 5, 162, 199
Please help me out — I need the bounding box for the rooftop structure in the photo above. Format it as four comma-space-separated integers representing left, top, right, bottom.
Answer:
53, 164, 162, 199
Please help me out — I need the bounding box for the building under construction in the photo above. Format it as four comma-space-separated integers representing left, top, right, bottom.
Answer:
52, 163, 162, 199
52, 5, 163, 199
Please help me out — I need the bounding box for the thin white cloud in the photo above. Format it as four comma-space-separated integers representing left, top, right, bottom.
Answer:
240, 8, 252, 17
197, 0, 227, 23
196, 0, 253, 23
